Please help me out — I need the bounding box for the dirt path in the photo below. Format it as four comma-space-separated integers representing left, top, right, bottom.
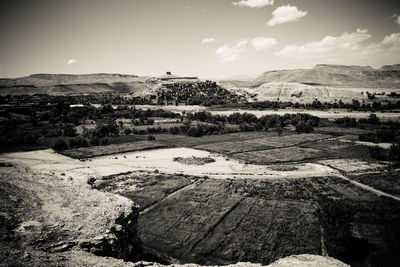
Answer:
319, 163, 400, 202
336, 173, 400, 201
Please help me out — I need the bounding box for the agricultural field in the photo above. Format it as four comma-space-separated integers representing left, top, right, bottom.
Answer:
347, 170, 400, 198
59, 140, 168, 159
94, 171, 400, 267
74, 127, 400, 267
1, 102, 400, 267
193, 133, 332, 155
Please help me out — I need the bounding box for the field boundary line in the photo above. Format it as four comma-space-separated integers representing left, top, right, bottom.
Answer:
322, 164, 400, 202
140, 180, 204, 215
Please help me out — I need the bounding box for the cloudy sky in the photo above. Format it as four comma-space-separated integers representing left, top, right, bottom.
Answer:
0, 0, 399, 79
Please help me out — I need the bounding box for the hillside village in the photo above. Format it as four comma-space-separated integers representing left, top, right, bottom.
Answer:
150, 72, 242, 105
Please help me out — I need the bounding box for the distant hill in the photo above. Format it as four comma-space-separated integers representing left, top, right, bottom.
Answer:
251, 82, 380, 103
0, 73, 152, 95
251, 64, 400, 88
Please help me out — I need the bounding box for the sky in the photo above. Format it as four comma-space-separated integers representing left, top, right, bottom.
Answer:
0, 0, 399, 79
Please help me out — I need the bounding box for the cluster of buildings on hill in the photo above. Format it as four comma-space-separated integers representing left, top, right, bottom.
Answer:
142, 72, 238, 106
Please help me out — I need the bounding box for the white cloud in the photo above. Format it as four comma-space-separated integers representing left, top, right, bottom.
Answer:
216, 40, 248, 62
267, 5, 307, 26
68, 59, 77, 65
251, 37, 278, 50
232, 0, 274, 8
275, 29, 400, 65
390, 13, 400, 25
201, 38, 216, 44
275, 29, 371, 58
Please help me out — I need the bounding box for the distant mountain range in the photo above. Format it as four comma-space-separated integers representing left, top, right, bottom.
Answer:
251, 64, 400, 88
0, 73, 151, 95
1, 64, 400, 96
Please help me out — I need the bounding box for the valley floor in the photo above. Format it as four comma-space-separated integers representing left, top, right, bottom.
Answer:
1, 130, 399, 266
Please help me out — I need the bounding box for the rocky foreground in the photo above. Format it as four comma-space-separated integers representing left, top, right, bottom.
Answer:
0, 150, 348, 266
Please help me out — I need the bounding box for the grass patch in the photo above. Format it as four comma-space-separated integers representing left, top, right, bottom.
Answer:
59, 141, 168, 159
173, 156, 216, 165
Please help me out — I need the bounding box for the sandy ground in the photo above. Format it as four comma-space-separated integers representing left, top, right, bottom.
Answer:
61, 252, 349, 267
353, 140, 393, 149
87, 147, 338, 179
13, 148, 337, 179
1, 148, 338, 180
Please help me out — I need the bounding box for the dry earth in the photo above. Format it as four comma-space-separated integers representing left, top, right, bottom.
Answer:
0, 148, 351, 266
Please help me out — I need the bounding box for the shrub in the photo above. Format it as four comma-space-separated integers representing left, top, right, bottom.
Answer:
124, 128, 132, 135
187, 126, 202, 137
63, 124, 77, 137
89, 136, 100, 146
100, 138, 109, 145
389, 143, 400, 161
359, 133, 376, 142
69, 137, 89, 148
334, 117, 357, 127
376, 128, 396, 142
147, 135, 156, 141
87, 177, 97, 186
358, 114, 380, 125
23, 133, 38, 144
169, 126, 180, 135
276, 126, 283, 135
295, 120, 314, 133
368, 147, 387, 161
52, 139, 68, 150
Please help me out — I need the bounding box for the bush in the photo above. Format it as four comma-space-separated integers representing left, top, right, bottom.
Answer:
376, 128, 396, 142
87, 177, 97, 186
23, 133, 38, 144
147, 135, 156, 141
124, 128, 132, 135
89, 136, 100, 146
100, 138, 109, 145
368, 147, 387, 161
358, 114, 380, 125
69, 137, 89, 148
389, 143, 400, 161
187, 126, 202, 137
63, 124, 77, 137
52, 139, 68, 150
169, 126, 180, 135
359, 133, 376, 142
334, 117, 357, 127
295, 120, 314, 133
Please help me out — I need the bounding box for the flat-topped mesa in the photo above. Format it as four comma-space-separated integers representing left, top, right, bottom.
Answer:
381, 64, 400, 71
28, 73, 139, 80
251, 63, 400, 88
313, 64, 374, 71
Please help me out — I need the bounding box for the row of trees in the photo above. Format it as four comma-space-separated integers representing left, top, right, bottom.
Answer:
334, 114, 382, 127
226, 99, 400, 111
51, 136, 110, 150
